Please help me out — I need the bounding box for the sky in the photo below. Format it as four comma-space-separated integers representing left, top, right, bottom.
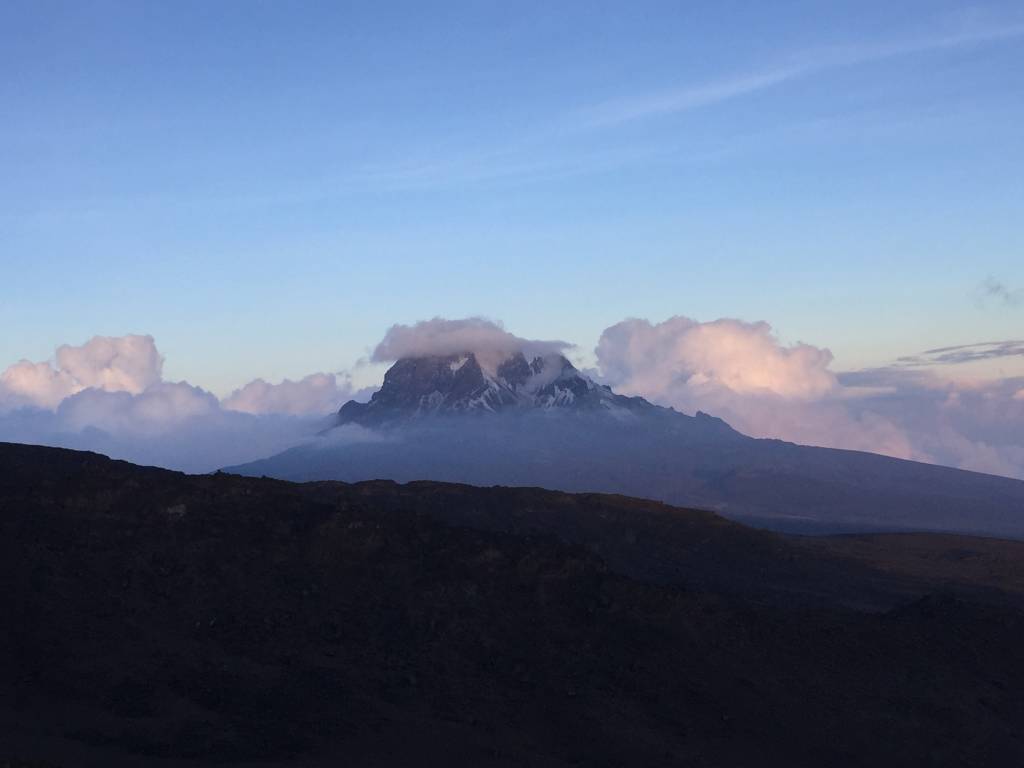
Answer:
1, 2, 1023, 475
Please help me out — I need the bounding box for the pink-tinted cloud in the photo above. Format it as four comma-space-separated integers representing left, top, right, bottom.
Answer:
222, 372, 353, 416
596, 317, 837, 400
373, 317, 570, 373
0, 335, 352, 471
0, 334, 162, 410
55, 334, 163, 394
594, 316, 1024, 479
0, 359, 80, 410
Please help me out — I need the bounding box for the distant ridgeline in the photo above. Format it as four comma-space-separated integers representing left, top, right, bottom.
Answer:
228, 350, 1024, 540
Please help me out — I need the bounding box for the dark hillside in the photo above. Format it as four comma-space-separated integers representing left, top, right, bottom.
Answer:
2, 443, 1023, 767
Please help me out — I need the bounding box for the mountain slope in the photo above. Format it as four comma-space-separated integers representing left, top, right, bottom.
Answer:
3, 442, 1024, 767
229, 352, 1024, 539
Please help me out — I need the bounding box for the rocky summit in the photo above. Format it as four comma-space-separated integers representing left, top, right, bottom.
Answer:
335, 351, 652, 427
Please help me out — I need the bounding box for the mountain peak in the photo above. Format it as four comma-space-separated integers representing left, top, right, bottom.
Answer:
335, 351, 643, 427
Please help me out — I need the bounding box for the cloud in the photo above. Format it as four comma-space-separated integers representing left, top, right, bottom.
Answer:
846, 372, 1024, 479
0, 335, 352, 472
55, 334, 163, 394
314, 423, 397, 448
56, 382, 219, 435
896, 340, 1024, 366
594, 316, 1024, 479
978, 277, 1022, 308
0, 334, 162, 410
222, 372, 353, 416
578, 21, 1024, 127
595, 317, 837, 400
372, 317, 570, 373
0, 334, 350, 420
579, 68, 803, 128
0, 401, 324, 474
0, 360, 79, 410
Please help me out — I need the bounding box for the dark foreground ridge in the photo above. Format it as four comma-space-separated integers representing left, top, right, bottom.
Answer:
3, 442, 1024, 767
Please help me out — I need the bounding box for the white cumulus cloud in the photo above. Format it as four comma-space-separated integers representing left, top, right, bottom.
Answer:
0, 334, 162, 410
0, 334, 357, 472
594, 315, 1024, 479
0, 359, 80, 410
222, 372, 354, 416
56, 382, 219, 436
55, 334, 163, 394
373, 317, 570, 373
596, 316, 837, 401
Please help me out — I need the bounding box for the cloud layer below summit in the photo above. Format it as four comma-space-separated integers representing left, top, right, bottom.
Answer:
0, 334, 354, 471
1, 318, 1022, 479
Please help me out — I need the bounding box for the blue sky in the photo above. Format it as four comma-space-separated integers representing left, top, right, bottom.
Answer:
2, 0, 1022, 394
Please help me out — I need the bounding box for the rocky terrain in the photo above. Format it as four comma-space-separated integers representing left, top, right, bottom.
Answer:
334, 351, 654, 426
3, 442, 1024, 766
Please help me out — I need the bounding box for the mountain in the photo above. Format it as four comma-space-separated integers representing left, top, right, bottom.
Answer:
227, 351, 1024, 539
3, 442, 1024, 766
336, 352, 659, 426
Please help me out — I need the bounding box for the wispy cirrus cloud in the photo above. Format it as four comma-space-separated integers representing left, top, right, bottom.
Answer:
895, 340, 1024, 367
351, 17, 1024, 191
576, 68, 804, 128
575, 21, 1024, 128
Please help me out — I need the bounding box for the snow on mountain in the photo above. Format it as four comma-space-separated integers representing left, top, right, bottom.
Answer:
335, 351, 645, 427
